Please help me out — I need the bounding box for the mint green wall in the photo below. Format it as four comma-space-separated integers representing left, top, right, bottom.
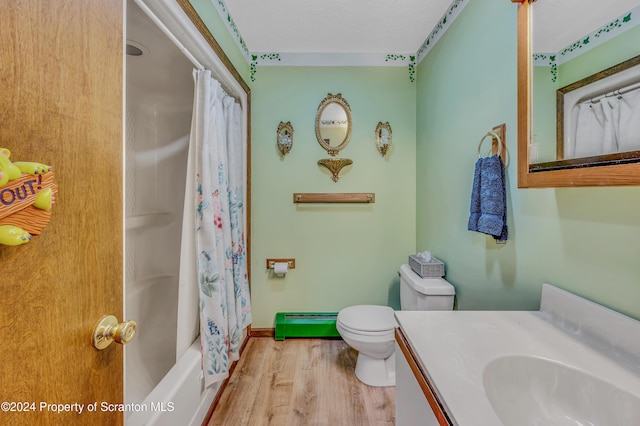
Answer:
250, 67, 416, 327
416, 0, 640, 320
532, 65, 557, 163
189, 0, 250, 83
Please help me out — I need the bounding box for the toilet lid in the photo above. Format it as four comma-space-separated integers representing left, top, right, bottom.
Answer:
337, 305, 396, 332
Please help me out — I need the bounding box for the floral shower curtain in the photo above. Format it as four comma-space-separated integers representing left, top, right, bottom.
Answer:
191, 69, 251, 387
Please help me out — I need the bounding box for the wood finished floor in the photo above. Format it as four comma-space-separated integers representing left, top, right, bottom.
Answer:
209, 338, 395, 426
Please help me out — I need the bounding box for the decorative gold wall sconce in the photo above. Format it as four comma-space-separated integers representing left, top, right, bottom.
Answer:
277, 121, 293, 157
375, 122, 392, 157
317, 158, 353, 182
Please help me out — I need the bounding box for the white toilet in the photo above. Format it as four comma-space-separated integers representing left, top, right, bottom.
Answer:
336, 264, 455, 387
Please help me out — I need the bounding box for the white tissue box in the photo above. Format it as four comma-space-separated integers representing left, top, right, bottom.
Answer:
408, 255, 445, 278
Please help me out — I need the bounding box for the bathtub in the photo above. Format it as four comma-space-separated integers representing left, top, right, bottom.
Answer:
126, 339, 220, 426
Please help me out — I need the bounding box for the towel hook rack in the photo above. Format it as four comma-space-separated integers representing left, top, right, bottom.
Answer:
478, 130, 509, 166
478, 131, 503, 158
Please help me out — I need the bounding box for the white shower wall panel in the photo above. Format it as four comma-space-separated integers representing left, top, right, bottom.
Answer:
127, 101, 190, 283
125, 103, 191, 404
125, 98, 192, 405
125, 0, 195, 407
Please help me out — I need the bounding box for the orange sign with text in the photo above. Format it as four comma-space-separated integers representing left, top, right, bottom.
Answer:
0, 149, 57, 245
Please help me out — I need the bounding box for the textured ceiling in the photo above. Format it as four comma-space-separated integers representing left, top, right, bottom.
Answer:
532, 0, 639, 53
224, 0, 453, 54
221, 0, 638, 58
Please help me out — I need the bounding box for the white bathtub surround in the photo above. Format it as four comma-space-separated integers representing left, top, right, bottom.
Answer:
125, 0, 195, 407
395, 284, 640, 425
189, 69, 252, 388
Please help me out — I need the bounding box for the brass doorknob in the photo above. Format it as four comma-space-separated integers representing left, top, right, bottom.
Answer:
93, 315, 137, 350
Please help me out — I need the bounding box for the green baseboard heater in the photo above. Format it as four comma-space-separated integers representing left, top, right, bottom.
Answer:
275, 312, 340, 341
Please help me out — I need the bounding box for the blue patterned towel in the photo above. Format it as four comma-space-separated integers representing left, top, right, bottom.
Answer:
468, 155, 507, 242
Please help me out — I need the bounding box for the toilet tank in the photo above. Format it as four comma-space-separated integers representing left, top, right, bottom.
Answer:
399, 264, 455, 310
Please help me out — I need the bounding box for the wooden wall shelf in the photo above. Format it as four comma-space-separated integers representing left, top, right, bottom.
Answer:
293, 193, 375, 204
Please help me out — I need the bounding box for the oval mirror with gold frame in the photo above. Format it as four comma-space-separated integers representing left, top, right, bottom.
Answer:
515, 0, 640, 187
315, 93, 352, 156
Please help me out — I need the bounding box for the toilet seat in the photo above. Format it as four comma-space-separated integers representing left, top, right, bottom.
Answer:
337, 321, 395, 338
337, 305, 396, 335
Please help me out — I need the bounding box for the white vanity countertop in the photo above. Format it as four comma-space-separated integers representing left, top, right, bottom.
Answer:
394, 309, 640, 426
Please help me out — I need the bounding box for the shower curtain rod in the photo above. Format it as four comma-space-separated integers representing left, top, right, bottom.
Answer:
133, 0, 205, 71
588, 80, 640, 104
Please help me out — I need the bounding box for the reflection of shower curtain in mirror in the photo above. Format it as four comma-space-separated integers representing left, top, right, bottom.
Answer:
612, 87, 640, 152
573, 86, 640, 157
573, 103, 609, 157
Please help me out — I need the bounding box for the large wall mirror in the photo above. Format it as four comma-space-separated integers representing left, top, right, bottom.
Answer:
516, 0, 640, 187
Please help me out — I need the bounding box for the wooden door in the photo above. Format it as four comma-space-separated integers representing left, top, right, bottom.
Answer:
0, 1, 124, 425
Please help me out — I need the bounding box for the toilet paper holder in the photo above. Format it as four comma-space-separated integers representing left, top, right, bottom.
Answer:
266, 258, 296, 270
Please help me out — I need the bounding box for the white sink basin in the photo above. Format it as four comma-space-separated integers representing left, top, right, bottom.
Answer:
483, 355, 640, 426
